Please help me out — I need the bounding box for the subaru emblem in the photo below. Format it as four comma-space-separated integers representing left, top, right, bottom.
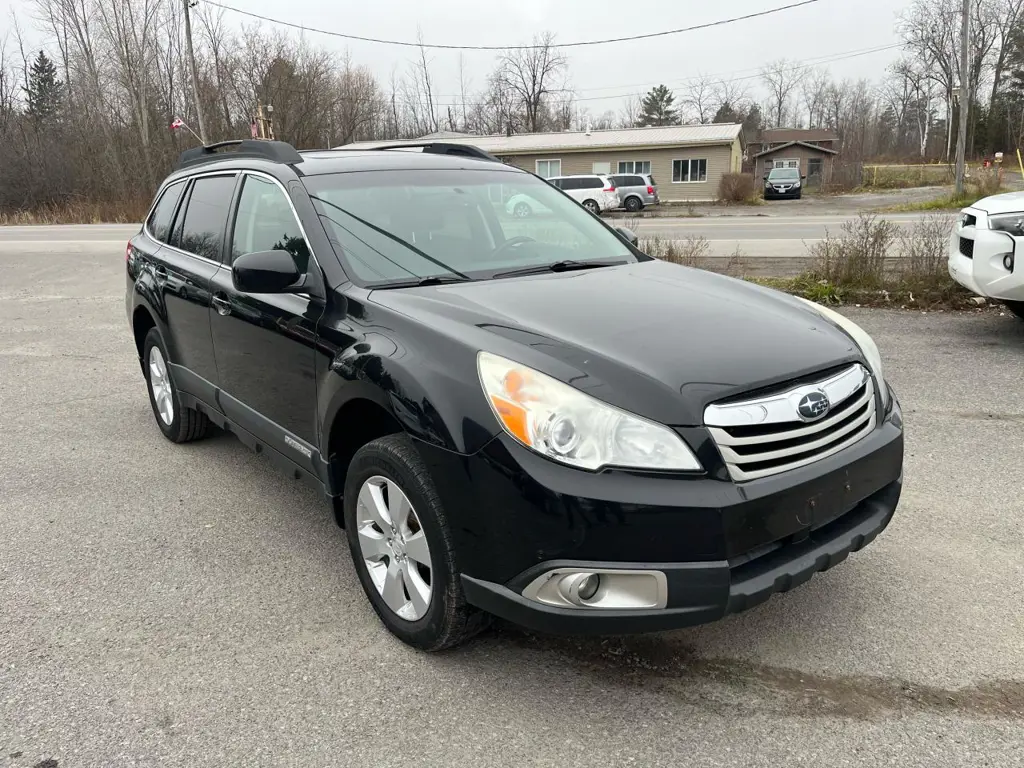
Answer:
797, 390, 831, 422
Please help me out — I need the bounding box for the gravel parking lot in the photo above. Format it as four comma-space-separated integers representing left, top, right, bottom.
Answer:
2, 239, 1023, 767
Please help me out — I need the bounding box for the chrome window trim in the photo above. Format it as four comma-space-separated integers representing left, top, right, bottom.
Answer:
142, 170, 239, 266
704, 364, 867, 428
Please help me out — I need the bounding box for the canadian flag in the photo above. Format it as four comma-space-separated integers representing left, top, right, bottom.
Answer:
170, 117, 185, 130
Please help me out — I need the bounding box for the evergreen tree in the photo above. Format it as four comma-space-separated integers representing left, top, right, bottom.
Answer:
713, 101, 743, 124
24, 51, 63, 124
637, 85, 679, 127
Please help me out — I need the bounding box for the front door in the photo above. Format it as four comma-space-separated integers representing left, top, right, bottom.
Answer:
209, 173, 323, 460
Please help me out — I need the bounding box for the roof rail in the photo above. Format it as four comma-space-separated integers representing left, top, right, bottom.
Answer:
176, 139, 304, 170
336, 142, 502, 164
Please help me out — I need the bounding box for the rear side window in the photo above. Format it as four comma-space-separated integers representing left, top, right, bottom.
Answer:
146, 181, 185, 244
628, 176, 644, 186
178, 175, 237, 261
582, 178, 603, 189
231, 175, 310, 272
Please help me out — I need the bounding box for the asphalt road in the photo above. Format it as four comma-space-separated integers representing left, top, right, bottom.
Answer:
2, 236, 1024, 767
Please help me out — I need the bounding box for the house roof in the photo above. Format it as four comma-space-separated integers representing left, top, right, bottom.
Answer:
753, 140, 839, 158
340, 123, 744, 155
760, 128, 837, 144
416, 130, 472, 139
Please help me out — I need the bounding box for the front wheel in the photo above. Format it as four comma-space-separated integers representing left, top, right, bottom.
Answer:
513, 202, 531, 218
343, 434, 489, 650
1004, 301, 1024, 320
582, 199, 600, 215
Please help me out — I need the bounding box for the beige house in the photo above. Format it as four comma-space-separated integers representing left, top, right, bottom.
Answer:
342, 124, 745, 203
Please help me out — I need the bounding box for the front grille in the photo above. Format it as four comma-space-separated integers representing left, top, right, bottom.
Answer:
705, 365, 876, 482
959, 236, 975, 259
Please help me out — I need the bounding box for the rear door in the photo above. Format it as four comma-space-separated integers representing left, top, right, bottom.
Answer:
154, 173, 238, 402
209, 172, 323, 457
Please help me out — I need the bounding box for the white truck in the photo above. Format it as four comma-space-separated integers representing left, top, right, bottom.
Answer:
949, 191, 1024, 319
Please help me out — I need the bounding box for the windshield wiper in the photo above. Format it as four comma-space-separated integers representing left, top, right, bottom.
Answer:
371, 275, 472, 290
492, 259, 628, 279
309, 195, 471, 281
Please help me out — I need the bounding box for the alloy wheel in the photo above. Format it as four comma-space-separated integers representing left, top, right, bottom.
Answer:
148, 346, 174, 426
584, 200, 599, 214
355, 476, 433, 621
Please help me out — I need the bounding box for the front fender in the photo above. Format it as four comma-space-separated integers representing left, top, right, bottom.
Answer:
317, 331, 500, 460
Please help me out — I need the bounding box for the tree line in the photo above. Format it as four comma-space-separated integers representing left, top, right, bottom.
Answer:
1, 0, 1022, 215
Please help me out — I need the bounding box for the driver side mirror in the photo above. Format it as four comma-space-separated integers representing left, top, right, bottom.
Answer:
615, 227, 638, 246
232, 249, 304, 294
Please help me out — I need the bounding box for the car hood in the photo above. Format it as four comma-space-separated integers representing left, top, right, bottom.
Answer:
368, 260, 862, 425
970, 190, 1024, 214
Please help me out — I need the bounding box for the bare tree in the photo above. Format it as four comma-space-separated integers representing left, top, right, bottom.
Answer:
760, 59, 806, 127
618, 92, 641, 128
800, 67, 831, 127
497, 31, 567, 132
710, 77, 750, 118
682, 72, 715, 124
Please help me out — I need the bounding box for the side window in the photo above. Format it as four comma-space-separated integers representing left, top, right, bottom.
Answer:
583, 178, 602, 189
560, 178, 580, 191
231, 175, 310, 272
178, 175, 237, 261
146, 181, 185, 244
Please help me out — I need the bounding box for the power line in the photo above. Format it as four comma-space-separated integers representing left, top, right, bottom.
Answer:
258, 42, 905, 109
201, 0, 824, 51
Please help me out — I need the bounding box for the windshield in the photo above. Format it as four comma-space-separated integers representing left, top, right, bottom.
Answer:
304, 168, 635, 286
768, 168, 800, 181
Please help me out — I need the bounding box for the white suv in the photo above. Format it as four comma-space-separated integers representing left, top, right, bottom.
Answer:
949, 191, 1024, 319
547, 175, 619, 215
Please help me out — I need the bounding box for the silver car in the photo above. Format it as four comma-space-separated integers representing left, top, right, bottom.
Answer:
547, 175, 619, 215
610, 173, 660, 212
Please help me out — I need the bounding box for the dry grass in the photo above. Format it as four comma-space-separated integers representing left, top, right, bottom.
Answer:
0, 199, 149, 225
641, 212, 971, 309
863, 164, 952, 189
639, 235, 712, 268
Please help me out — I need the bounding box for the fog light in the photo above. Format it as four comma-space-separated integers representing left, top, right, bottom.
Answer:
1003, 253, 1014, 271
577, 573, 600, 600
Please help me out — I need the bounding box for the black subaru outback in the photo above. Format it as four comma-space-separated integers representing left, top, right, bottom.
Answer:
126, 139, 903, 650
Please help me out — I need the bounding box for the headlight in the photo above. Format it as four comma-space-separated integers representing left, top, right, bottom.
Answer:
793, 181, 801, 188
477, 352, 701, 471
794, 297, 890, 408
765, 181, 772, 188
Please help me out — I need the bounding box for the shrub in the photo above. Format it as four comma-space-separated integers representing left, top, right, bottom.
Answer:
717, 173, 758, 204
807, 214, 897, 289
640, 234, 711, 268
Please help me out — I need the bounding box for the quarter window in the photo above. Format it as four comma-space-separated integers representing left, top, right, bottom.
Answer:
146, 181, 186, 244
231, 175, 311, 272
536, 159, 562, 178
177, 175, 237, 261
672, 159, 708, 183
617, 160, 651, 174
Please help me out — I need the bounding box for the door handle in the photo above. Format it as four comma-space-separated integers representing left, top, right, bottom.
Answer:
153, 265, 168, 282
211, 294, 231, 316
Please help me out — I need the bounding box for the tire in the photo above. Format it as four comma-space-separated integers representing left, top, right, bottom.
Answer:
343, 434, 490, 651
795, 192, 802, 200
142, 327, 211, 443
624, 196, 643, 212
1004, 301, 1024, 320
513, 202, 531, 218
582, 199, 600, 215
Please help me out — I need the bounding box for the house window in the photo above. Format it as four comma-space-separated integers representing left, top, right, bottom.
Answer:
672, 158, 708, 183
807, 158, 823, 177
592, 161, 611, 174
535, 159, 561, 178
617, 160, 651, 174
773, 158, 800, 169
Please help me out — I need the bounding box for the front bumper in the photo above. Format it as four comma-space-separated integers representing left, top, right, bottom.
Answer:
417, 395, 904, 634
764, 187, 801, 199
462, 476, 900, 634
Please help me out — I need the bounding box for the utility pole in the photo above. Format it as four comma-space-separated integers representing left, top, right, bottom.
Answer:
183, 0, 208, 144
954, 0, 970, 197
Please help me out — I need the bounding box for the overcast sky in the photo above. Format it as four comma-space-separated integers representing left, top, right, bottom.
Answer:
2, 0, 912, 119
